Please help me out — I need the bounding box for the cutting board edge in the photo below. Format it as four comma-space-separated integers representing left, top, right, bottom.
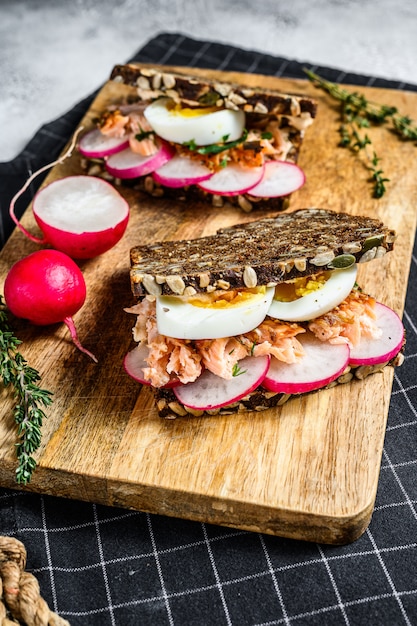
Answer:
0, 459, 374, 545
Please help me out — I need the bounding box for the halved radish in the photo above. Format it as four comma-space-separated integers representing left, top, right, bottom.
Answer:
123, 343, 180, 388
263, 333, 350, 394
248, 161, 305, 198
173, 355, 270, 410
32, 176, 129, 259
198, 163, 265, 196
349, 302, 404, 366
152, 154, 213, 188
105, 142, 174, 179
78, 129, 129, 158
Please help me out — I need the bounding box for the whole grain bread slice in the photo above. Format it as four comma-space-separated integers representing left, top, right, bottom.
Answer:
110, 63, 318, 119
130, 208, 396, 299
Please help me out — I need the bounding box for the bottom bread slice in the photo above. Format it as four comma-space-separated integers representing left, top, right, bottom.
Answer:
153, 352, 404, 419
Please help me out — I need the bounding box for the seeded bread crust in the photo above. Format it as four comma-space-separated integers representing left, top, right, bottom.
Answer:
109, 63, 318, 118
130, 208, 396, 299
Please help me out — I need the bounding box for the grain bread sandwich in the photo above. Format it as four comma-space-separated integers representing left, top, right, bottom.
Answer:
79, 64, 318, 213
123, 208, 405, 419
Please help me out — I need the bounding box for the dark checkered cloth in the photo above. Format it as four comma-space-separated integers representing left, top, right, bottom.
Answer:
1, 33, 417, 626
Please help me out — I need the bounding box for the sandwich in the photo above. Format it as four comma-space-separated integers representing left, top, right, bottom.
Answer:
78, 64, 318, 213
123, 208, 405, 418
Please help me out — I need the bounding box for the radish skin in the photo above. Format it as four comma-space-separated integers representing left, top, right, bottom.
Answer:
348, 302, 404, 366
78, 129, 129, 158
263, 333, 350, 394
9, 129, 130, 260
9, 127, 84, 246
3, 249, 97, 362
105, 142, 174, 179
173, 355, 270, 410
32, 176, 129, 259
152, 154, 213, 188
248, 161, 306, 198
198, 163, 265, 196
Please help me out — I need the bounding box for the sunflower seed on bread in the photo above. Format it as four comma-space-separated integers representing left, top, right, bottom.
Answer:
129, 208, 396, 299
110, 63, 318, 121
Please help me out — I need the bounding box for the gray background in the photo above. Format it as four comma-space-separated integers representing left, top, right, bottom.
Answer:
1, 0, 417, 161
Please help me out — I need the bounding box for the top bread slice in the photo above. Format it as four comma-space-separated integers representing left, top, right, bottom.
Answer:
130, 208, 396, 299
110, 63, 318, 120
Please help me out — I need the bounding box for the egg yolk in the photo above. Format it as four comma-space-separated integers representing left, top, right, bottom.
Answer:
167, 102, 219, 118
274, 273, 330, 302
187, 287, 267, 309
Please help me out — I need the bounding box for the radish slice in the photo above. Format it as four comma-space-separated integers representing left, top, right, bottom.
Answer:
349, 302, 404, 366
173, 355, 270, 410
123, 344, 180, 388
263, 333, 350, 394
152, 155, 213, 188
78, 129, 129, 158
198, 163, 265, 196
248, 161, 305, 198
105, 142, 174, 179
32, 175, 129, 259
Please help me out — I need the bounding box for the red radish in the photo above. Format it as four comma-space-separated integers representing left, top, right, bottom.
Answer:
31, 176, 129, 259
3, 249, 97, 362
198, 163, 265, 196
124, 343, 180, 388
173, 355, 270, 410
9, 128, 130, 260
78, 129, 129, 158
105, 142, 174, 179
349, 302, 404, 366
152, 154, 213, 188
248, 160, 305, 198
263, 333, 350, 394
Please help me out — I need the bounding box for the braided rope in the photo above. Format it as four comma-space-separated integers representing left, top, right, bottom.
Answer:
0, 536, 69, 626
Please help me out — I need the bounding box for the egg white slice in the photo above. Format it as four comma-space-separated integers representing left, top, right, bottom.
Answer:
156, 287, 275, 340
144, 97, 245, 146
267, 265, 358, 322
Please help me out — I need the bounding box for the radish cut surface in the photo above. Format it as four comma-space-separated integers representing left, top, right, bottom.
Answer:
105, 142, 174, 179
152, 155, 213, 187
198, 163, 264, 196
173, 355, 270, 410
248, 161, 305, 198
123, 344, 180, 388
349, 302, 404, 366
263, 333, 350, 394
78, 129, 129, 158
32, 176, 129, 259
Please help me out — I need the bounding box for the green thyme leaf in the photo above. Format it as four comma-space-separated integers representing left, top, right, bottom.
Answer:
304, 68, 417, 198
0, 296, 53, 484
232, 363, 247, 377
183, 129, 249, 155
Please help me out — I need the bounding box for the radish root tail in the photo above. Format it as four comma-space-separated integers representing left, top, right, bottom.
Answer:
9, 126, 85, 243
64, 316, 98, 363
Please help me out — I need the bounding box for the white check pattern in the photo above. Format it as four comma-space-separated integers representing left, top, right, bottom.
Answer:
0, 33, 416, 626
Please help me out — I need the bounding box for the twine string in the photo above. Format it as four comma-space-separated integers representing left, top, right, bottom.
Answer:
0, 536, 69, 626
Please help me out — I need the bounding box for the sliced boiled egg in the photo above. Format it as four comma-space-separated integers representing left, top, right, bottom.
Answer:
156, 286, 275, 339
143, 97, 245, 146
267, 265, 358, 322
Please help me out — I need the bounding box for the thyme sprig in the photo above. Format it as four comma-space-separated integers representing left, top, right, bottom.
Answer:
0, 296, 53, 484
304, 69, 417, 197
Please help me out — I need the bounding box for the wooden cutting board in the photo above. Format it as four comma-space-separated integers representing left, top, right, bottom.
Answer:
1, 65, 416, 545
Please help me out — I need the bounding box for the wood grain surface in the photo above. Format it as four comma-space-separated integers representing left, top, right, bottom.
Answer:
1, 65, 416, 544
